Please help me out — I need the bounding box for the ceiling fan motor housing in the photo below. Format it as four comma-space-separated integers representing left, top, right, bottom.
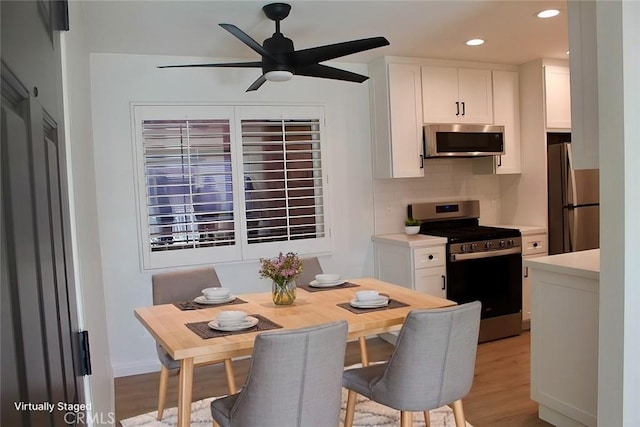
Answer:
262, 33, 295, 73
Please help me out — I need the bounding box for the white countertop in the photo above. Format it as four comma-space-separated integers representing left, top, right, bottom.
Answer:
524, 249, 599, 280
372, 233, 448, 248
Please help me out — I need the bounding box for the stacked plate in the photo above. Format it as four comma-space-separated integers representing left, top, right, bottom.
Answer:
208, 310, 258, 331
195, 287, 236, 305
309, 273, 345, 288
349, 291, 389, 308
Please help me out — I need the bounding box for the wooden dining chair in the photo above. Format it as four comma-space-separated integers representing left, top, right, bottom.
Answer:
342, 301, 481, 427
151, 266, 237, 421
210, 320, 348, 427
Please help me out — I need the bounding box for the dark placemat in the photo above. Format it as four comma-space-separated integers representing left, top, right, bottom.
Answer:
297, 281, 360, 293
173, 297, 248, 311
185, 314, 283, 339
337, 299, 410, 314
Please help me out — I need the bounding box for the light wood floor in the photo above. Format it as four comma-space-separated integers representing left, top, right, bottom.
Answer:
115, 330, 552, 427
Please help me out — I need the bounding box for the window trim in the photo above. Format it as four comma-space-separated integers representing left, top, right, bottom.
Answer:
131, 103, 331, 270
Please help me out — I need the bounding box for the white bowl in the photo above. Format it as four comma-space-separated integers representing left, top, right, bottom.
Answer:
202, 287, 231, 300
355, 290, 380, 301
315, 274, 341, 284
216, 310, 247, 324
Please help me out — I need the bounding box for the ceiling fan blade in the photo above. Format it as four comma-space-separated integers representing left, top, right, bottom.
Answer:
158, 61, 263, 69
291, 37, 389, 66
246, 75, 267, 92
219, 23, 278, 62
295, 64, 369, 83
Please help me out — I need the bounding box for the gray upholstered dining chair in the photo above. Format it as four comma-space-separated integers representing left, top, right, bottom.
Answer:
210, 320, 348, 427
151, 266, 237, 421
342, 301, 482, 427
296, 256, 324, 286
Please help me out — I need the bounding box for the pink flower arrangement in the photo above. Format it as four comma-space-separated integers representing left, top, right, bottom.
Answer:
259, 252, 303, 287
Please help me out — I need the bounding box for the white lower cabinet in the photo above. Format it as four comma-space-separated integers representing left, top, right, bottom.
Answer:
372, 234, 448, 344
520, 231, 548, 326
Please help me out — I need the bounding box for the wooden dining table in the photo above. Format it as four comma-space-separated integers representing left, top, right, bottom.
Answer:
134, 277, 455, 427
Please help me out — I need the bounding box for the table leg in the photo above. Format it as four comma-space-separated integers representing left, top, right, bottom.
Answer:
224, 358, 237, 394
177, 357, 194, 427
358, 336, 369, 367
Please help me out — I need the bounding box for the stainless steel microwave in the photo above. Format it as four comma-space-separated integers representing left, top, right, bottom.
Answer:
423, 124, 505, 157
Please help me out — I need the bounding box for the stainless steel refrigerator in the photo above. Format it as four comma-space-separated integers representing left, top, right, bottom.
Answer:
547, 141, 599, 255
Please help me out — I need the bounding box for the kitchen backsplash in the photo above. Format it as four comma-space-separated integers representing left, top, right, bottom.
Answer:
373, 158, 501, 234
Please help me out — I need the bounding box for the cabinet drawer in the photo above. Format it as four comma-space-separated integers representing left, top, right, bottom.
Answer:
522, 234, 547, 256
413, 246, 446, 269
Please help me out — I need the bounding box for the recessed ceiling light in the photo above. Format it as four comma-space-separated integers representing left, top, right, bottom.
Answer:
466, 39, 485, 46
537, 9, 560, 18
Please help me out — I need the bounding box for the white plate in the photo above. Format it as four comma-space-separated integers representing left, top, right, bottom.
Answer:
194, 295, 237, 305
208, 316, 259, 332
349, 297, 389, 309
309, 279, 347, 288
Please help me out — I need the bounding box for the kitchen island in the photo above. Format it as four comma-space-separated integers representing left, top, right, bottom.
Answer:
525, 249, 599, 427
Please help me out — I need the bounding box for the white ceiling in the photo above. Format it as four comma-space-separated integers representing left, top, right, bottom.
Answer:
81, 0, 569, 65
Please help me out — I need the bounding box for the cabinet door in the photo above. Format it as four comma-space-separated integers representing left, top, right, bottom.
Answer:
568, 0, 599, 168
544, 65, 572, 129
492, 70, 521, 174
458, 68, 493, 124
522, 261, 532, 322
388, 63, 424, 177
414, 266, 447, 298
421, 66, 459, 123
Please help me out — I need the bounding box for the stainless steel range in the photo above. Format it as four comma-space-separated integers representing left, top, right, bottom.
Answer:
408, 200, 522, 342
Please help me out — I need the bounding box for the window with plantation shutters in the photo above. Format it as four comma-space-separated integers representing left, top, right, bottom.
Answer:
133, 104, 330, 270
143, 119, 235, 251
241, 119, 325, 244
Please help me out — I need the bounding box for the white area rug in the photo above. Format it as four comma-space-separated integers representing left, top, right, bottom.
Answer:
120, 390, 473, 427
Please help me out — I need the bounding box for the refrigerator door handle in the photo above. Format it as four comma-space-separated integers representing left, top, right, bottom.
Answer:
566, 144, 578, 206
569, 206, 578, 252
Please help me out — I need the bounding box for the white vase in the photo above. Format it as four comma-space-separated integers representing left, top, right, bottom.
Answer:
405, 226, 420, 235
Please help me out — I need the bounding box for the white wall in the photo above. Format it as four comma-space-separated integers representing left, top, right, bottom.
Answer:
596, 2, 640, 425
373, 158, 502, 234
63, 1, 113, 417
88, 53, 375, 375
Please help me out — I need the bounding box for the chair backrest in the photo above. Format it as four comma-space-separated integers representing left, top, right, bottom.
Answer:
228, 320, 348, 427
151, 266, 222, 305
296, 257, 323, 287
372, 301, 481, 411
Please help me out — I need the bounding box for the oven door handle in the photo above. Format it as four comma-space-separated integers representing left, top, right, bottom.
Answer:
450, 247, 521, 262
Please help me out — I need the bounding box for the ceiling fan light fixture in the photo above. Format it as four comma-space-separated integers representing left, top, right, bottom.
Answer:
264, 70, 294, 82
537, 9, 560, 19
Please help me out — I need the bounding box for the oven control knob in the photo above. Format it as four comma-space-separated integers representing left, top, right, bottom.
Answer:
508, 239, 515, 246
485, 241, 493, 249
499, 240, 506, 248
461, 244, 470, 252
470, 243, 478, 251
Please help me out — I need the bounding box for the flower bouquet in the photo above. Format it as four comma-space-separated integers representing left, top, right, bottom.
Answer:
259, 252, 303, 305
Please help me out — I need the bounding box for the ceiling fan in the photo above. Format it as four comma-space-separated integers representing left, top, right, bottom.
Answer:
158, 2, 390, 92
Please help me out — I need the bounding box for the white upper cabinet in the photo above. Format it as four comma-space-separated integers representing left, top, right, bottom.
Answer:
474, 69, 521, 175
544, 65, 572, 130
422, 66, 493, 124
568, 0, 599, 169
369, 60, 424, 178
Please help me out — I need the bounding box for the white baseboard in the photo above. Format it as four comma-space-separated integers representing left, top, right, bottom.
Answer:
113, 359, 161, 378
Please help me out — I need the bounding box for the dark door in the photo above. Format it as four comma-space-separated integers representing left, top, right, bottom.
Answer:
1, 56, 82, 427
